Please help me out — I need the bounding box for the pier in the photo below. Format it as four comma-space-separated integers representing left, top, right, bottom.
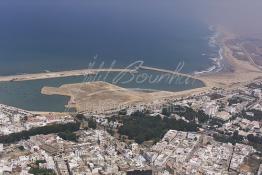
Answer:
0, 68, 133, 82
140, 66, 196, 79
139, 66, 209, 85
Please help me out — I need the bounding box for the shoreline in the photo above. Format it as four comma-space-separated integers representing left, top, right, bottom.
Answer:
197, 27, 262, 88
2, 27, 262, 113
0, 26, 224, 84
0, 27, 227, 84
194, 26, 224, 75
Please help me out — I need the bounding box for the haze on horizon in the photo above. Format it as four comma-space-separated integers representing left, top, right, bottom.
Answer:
0, 0, 261, 74
183, 0, 262, 38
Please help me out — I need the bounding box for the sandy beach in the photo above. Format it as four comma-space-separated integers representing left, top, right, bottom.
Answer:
196, 27, 262, 88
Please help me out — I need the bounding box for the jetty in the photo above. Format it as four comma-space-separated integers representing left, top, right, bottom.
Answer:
140, 66, 196, 79
0, 68, 134, 82
139, 65, 210, 85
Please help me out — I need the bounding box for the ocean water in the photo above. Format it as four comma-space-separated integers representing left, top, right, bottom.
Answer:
0, 71, 204, 111
0, 0, 219, 111
0, 0, 219, 75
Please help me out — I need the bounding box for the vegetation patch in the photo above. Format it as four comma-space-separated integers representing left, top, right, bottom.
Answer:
118, 111, 199, 144
58, 130, 78, 142
0, 122, 80, 144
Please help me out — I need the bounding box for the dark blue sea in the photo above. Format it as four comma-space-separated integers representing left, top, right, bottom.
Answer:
0, 0, 219, 111
0, 0, 218, 75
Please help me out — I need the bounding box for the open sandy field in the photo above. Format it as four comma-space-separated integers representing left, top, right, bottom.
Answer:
42, 81, 209, 113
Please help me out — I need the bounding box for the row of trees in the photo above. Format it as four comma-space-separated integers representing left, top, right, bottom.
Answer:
58, 130, 78, 142
28, 167, 56, 175
239, 109, 262, 121
247, 134, 262, 144
75, 114, 97, 129
214, 132, 262, 152
247, 134, 262, 152
0, 122, 80, 144
228, 97, 244, 106
28, 160, 56, 175
208, 93, 224, 100
213, 130, 244, 145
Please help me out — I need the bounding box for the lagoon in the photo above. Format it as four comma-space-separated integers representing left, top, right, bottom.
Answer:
0, 70, 204, 112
